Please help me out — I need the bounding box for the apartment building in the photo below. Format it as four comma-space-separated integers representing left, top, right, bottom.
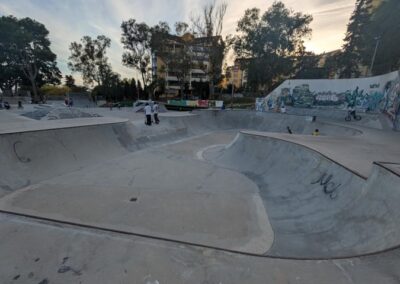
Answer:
152, 33, 220, 96
225, 60, 247, 89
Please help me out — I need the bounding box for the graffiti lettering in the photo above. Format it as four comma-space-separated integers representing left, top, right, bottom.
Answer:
13, 141, 31, 163
311, 173, 341, 199
259, 71, 400, 129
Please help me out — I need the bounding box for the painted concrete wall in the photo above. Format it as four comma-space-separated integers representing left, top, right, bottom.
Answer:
262, 71, 400, 129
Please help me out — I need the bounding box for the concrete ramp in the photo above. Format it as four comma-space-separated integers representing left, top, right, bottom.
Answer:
209, 132, 400, 259
162, 110, 363, 137
2, 109, 400, 282
0, 120, 275, 254
0, 111, 399, 256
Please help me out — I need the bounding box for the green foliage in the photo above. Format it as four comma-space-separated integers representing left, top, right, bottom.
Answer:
360, 0, 400, 75
294, 51, 340, 79
190, 2, 228, 97
340, 0, 400, 77
294, 52, 321, 79
121, 19, 171, 94
0, 15, 61, 101
234, 1, 312, 90
68, 35, 111, 86
222, 96, 255, 109
339, 0, 372, 78
93, 77, 140, 102
40, 85, 71, 97
175, 22, 189, 36
65, 75, 75, 88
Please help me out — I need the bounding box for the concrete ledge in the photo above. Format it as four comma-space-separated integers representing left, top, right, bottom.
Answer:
240, 130, 400, 179
374, 162, 400, 177
0, 117, 128, 135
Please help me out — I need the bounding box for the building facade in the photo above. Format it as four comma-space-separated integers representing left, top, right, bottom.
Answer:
225, 60, 247, 90
152, 33, 219, 96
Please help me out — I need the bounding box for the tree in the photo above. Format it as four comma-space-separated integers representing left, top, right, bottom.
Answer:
339, 0, 372, 78
129, 78, 138, 100
137, 80, 144, 99
40, 85, 71, 97
233, 1, 312, 91
68, 35, 111, 86
0, 64, 20, 96
360, 0, 400, 75
294, 52, 321, 79
121, 20, 152, 94
293, 51, 340, 79
190, 1, 228, 98
163, 40, 192, 99
0, 16, 61, 102
337, 0, 400, 77
65, 75, 75, 88
175, 22, 189, 36
121, 20, 172, 99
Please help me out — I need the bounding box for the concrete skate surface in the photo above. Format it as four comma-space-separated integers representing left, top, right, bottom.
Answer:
0, 108, 399, 283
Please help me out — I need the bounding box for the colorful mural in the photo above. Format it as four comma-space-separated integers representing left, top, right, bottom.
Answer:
260, 71, 400, 129
167, 99, 224, 109
383, 77, 400, 128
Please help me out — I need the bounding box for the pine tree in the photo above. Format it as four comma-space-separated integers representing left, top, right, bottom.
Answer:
361, 0, 400, 75
339, 0, 372, 78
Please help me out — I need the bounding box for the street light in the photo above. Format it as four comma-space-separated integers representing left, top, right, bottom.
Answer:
368, 36, 381, 76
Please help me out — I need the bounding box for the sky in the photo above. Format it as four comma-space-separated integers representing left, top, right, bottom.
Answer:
0, 0, 356, 84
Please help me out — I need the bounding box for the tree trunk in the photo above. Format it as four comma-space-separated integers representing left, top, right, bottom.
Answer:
29, 77, 40, 103
14, 82, 18, 96
141, 72, 149, 100
180, 82, 184, 100
22, 61, 39, 103
209, 81, 214, 100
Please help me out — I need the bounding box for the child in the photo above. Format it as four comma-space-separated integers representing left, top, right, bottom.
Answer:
144, 103, 152, 126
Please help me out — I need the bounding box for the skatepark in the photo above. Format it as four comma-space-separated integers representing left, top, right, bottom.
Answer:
0, 93, 400, 283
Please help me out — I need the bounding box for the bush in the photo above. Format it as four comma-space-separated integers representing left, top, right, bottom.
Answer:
40, 85, 71, 97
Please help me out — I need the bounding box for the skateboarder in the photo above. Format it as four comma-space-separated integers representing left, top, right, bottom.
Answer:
144, 103, 152, 126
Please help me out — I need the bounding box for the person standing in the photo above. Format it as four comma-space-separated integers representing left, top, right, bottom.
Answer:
144, 103, 152, 126
153, 102, 160, 124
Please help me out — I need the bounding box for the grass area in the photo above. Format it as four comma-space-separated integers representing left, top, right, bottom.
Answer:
223, 97, 256, 109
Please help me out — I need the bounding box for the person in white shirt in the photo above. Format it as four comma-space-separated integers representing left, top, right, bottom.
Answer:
280, 105, 286, 113
144, 103, 152, 126
153, 102, 160, 124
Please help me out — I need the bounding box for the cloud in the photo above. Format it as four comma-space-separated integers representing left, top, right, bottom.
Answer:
313, 4, 354, 16
0, 0, 357, 80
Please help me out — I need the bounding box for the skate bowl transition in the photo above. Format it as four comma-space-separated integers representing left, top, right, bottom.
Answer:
1, 110, 399, 261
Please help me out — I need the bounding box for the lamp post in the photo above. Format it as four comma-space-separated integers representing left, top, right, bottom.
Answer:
368, 36, 381, 76
231, 83, 234, 109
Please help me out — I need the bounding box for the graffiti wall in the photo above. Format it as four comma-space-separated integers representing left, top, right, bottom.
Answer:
264, 71, 400, 129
